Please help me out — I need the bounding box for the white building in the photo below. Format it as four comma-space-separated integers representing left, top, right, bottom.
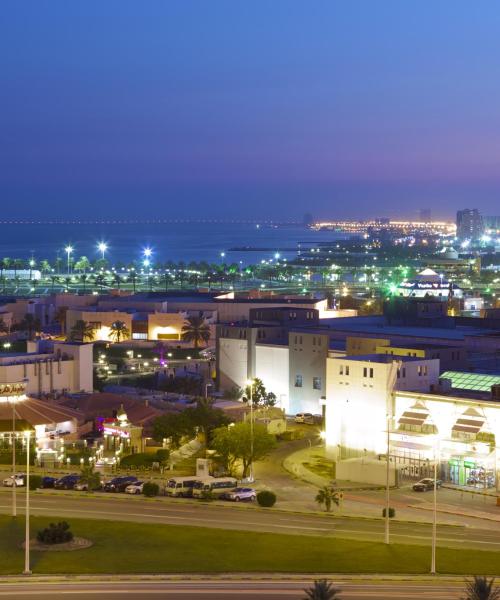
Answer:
397, 268, 463, 299
0, 340, 93, 396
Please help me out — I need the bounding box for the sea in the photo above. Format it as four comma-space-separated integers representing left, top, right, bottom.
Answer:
0, 221, 349, 266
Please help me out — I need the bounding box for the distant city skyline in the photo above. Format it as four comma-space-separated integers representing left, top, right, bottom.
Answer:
2, 1, 500, 219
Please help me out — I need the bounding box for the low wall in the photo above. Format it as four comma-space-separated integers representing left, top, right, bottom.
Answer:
336, 457, 396, 486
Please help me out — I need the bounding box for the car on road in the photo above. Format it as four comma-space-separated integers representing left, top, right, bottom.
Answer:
54, 474, 81, 490
103, 475, 138, 493
125, 481, 144, 495
412, 478, 442, 492
3, 473, 25, 487
41, 476, 57, 488
222, 487, 257, 502
294, 412, 315, 424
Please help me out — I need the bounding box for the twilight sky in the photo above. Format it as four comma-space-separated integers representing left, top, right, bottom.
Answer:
2, 0, 500, 220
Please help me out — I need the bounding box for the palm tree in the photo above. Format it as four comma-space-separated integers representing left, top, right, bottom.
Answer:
79, 273, 89, 293
129, 272, 138, 293
50, 274, 59, 292
54, 307, 68, 335
315, 486, 340, 513
181, 315, 210, 349
69, 319, 95, 342
303, 580, 342, 600
109, 320, 130, 343
463, 576, 500, 600
18, 314, 40, 341
0, 318, 8, 335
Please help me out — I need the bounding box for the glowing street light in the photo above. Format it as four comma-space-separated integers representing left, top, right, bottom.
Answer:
64, 245, 73, 274
246, 378, 256, 483
97, 242, 108, 260
143, 247, 153, 258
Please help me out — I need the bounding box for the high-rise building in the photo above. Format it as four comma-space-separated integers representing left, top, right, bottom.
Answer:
456, 209, 484, 241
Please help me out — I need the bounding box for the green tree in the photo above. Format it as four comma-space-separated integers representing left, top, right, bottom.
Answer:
79, 464, 101, 491
211, 422, 276, 478
184, 398, 230, 443
315, 486, 340, 513
74, 256, 91, 273
303, 580, 342, 600
69, 319, 95, 342
242, 378, 277, 408
109, 320, 130, 343
39, 260, 51, 275
463, 576, 500, 600
181, 315, 210, 348
152, 412, 195, 449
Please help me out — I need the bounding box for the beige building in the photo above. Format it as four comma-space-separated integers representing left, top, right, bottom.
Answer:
0, 340, 93, 396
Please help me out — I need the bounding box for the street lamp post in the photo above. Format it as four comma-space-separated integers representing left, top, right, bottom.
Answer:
431, 439, 439, 575
98, 242, 108, 261
11, 400, 16, 517
384, 411, 391, 544
246, 379, 254, 483
23, 430, 31, 575
64, 246, 73, 275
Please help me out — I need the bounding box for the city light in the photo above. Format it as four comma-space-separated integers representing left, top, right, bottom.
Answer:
98, 242, 108, 259
143, 247, 153, 258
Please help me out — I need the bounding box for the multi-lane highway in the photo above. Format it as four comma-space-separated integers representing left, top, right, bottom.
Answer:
1, 490, 499, 550
0, 579, 468, 599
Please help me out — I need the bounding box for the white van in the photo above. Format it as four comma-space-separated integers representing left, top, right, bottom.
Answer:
192, 477, 238, 498
165, 477, 200, 498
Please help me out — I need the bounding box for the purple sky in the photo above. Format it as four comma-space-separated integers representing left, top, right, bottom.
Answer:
2, 1, 500, 220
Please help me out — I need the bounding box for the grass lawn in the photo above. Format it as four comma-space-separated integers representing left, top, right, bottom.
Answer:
0, 516, 499, 575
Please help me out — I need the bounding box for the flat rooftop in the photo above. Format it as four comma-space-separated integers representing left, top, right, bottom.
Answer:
340, 354, 431, 364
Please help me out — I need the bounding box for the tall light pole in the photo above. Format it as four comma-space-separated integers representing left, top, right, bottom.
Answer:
246, 379, 255, 483
384, 410, 391, 544
11, 399, 16, 518
431, 437, 439, 575
23, 430, 31, 575
64, 245, 73, 275
97, 242, 108, 261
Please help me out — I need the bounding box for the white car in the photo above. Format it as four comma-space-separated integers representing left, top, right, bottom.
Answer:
125, 481, 144, 495
223, 487, 257, 502
3, 473, 25, 487
295, 413, 315, 424
74, 482, 89, 491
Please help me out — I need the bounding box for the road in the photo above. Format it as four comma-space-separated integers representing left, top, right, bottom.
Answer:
2, 490, 500, 550
0, 579, 467, 599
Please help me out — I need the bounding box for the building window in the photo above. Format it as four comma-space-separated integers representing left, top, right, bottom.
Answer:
339, 365, 344, 375
295, 375, 303, 388
132, 333, 147, 340
313, 377, 321, 390
363, 367, 367, 378
346, 365, 349, 376
369, 367, 374, 378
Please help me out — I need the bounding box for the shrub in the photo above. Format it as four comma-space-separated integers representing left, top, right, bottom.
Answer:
142, 482, 159, 497
257, 490, 276, 507
382, 507, 396, 518
37, 521, 73, 545
200, 489, 215, 502
29, 475, 43, 490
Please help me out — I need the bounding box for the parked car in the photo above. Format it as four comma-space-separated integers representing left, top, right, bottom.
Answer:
222, 487, 257, 502
103, 476, 138, 493
41, 476, 57, 489
125, 481, 144, 495
3, 473, 25, 487
54, 474, 81, 490
412, 478, 442, 492
295, 413, 315, 424
74, 481, 91, 491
